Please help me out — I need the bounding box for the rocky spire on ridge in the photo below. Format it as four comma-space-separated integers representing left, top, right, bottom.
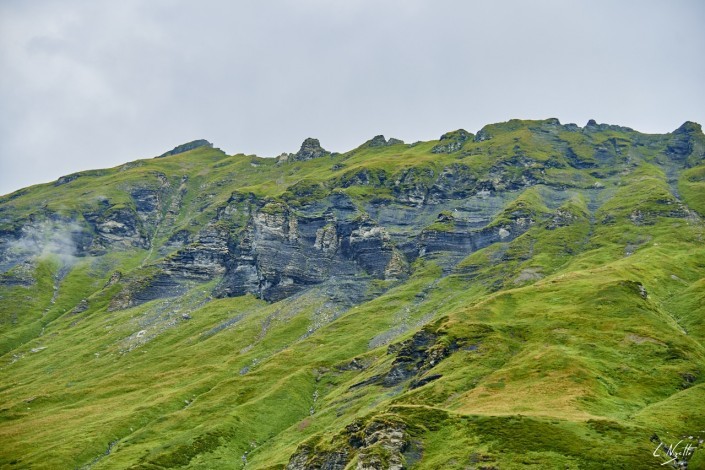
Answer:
289, 138, 330, 162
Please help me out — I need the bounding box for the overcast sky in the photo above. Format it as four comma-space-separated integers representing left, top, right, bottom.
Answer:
1, 0, 703, 196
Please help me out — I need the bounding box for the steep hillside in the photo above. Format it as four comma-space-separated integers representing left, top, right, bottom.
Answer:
1, 119, 704, 469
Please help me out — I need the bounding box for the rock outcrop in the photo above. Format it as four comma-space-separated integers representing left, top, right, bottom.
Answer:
363, 135, 404, 148
157, 139, 213, 158
667, 121, 704, 166
289, 138, 330, 162
349, 326, 464, 391
286, 417, 408, 470
431, 129, 472, 154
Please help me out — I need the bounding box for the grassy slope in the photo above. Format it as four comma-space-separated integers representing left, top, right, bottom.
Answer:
1, 120, 704, 469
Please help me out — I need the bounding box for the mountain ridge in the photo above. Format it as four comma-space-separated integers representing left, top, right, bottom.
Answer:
1, 117, 704, 469
3, 117, 701, 200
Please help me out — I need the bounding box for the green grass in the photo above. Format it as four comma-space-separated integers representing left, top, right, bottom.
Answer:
1, 119, 704, 468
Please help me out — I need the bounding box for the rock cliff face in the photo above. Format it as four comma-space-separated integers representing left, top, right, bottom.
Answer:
3, 120, 703, 309
104, 176, 537, 305
181, 193, 403, 302
83, 207, 149, 252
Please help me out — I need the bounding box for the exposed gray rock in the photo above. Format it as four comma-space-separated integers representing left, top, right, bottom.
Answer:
336, 168, 388, 188
83, 207, 149, 252
118, 192, 381, 305
159, 230, 191, 256
350, 328, 459, 390
286, 418, 408, 470
4, 153, 536, 313
543, 117, 562, 127
68, 299, 89, 315
474, 127, 492, 142
548, 208, 577, 229
54, 169, 109, 186
667, 121, 703, 165
157, 139, 213, 158
356, 420, 407, 470
367, 135, 389, 147
110, 225, 229, 309
583, 120, 635, 134
217, 195, 404, 301
416, 217, 531, 263
131, 188, 161, 215
286, 445, 349, 470
55, 173, 81, 186
383, 329, 444, 387
131, 181, 168, 232
362, 135, 405, 148
290, 138, 330, 162
336, 357, 366, 371
343, 223, 396, 279
161, 226, 229, 280
431, 129, 472, 154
